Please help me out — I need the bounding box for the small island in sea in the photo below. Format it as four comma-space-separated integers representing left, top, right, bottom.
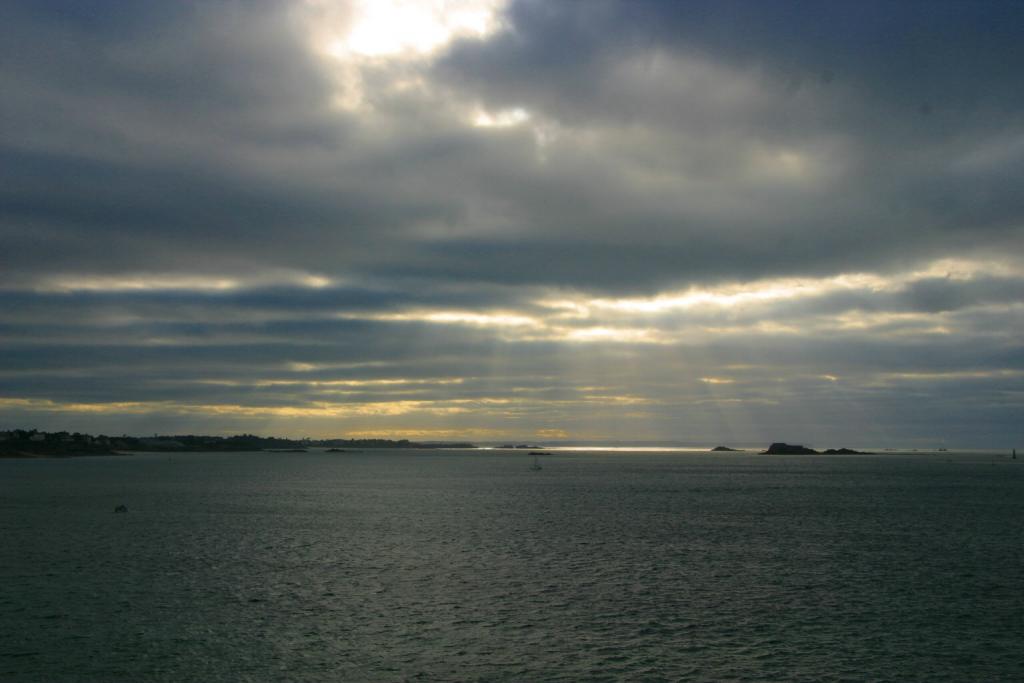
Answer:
761, 442, 873, 455
762, 442, 819, 454
0, 429, 476, 458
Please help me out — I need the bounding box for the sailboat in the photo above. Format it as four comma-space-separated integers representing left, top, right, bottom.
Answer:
530, 455, 542, 471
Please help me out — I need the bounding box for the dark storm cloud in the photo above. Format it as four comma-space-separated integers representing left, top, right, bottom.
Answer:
1, 0, 1022, 443
3, 0, 1022, 291
433, 0, 1024, 287
0, 0, 466, 284
442, 0, 1024, 122
0, 282, 532, 326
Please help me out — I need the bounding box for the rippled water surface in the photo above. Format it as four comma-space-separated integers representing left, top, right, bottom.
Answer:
2, 450, 1022, 681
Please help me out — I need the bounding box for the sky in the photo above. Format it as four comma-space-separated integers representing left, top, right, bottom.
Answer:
1, 0, 1023, 446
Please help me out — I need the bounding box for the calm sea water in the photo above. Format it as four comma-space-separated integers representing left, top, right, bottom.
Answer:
2, 450, 1022, 681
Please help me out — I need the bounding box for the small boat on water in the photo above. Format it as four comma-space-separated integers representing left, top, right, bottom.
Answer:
114, 504, 128, 513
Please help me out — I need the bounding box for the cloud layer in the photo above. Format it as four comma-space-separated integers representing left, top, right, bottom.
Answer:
2, 1, 1022, 446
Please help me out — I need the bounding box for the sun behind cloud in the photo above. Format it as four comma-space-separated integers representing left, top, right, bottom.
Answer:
304, 0, 506, 60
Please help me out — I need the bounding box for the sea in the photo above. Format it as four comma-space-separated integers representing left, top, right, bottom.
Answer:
2, 449, 1022, 682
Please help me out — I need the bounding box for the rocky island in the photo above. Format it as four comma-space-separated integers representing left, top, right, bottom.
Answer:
762, 442, 819, 454
761, 443, 873, 455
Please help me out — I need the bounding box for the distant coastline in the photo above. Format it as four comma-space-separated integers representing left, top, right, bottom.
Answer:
2, 429, 1011, 459
0, 429, 476, 458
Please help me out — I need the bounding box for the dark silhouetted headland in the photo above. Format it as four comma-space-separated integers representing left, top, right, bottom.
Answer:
0, 429, 476, 457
